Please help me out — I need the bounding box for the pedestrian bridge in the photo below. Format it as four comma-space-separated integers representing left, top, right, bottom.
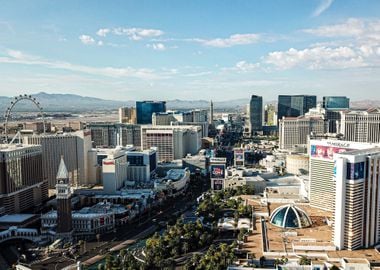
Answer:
0, 226, 41, 244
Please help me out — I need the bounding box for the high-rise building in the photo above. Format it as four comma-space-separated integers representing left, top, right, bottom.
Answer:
334, 147, 380, 250
118, 107, 137, 124
322, 96, 350, 110
192, 109, 208, 123
308, 139, 380, 212
340, 108, 380, 143
55, 157, 73, 238
279, 116, 326, 150
23, 130, 92, 188
0, 144, 48, 214
277, 95, 317, 121
152, 112, 176, 125
172, 111, 193, 123
126, 148, 158, 183
209, 100, 214, 125
249, 95, 263, 134
88, 123, 141, 148
264, 104, 277, 126
136, 101, 166, 124
102, 148, 128, 194
141, 125, 201, 162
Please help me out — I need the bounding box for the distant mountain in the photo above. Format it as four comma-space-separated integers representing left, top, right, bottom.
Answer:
0, 92, 378, 113
0, 92, 249, 112
0, 92, 129, 112
350, 100, 380, 109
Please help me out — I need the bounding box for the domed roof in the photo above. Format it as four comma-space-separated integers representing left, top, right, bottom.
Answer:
270, 204, 312, 229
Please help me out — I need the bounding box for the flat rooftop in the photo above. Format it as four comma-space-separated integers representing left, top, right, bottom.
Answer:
0, 214, 36, 223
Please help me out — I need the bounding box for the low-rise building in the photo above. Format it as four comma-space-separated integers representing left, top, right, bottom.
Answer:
286, 153, 309, 175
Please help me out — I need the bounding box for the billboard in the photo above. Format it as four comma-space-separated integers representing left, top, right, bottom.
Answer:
310, 144, 352, 161
212, 179, 224, 191
346, 162, 365, 180
234, 148, 244, 166
210, 164, 225, 179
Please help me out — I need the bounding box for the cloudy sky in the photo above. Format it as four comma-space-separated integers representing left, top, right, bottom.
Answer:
0, 0, 380, 101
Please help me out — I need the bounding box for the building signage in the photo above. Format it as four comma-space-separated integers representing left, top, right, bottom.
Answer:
210, 164, 225, 179
326, 141, 351, 148
213, 179, 224, 191
210, 157, 227, 163
346, 162, 365, 180
234, 148, 244, 166
103, 160, 115, 165
310, 144, 352, 160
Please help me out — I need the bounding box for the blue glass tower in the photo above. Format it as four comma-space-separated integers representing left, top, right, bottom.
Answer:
277, 95, 317, 120
322, 96, 350, 110
136, 101, 166, 124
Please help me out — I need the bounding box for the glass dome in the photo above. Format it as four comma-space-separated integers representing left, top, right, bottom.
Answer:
270, 204, 312, 229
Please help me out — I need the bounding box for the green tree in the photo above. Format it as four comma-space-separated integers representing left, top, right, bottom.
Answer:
299, 255, 311, 265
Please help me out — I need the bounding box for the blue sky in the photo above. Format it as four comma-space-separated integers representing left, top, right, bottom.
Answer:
0, 0, 380, 101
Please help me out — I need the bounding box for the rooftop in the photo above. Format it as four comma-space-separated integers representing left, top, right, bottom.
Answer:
0, 214, 36, 223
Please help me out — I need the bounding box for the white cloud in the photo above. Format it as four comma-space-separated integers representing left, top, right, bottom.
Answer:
112, 27, 164, 40
96, 28, 110, 37
196, 33, 260, 48
147, 43, 166, 51
303, 18, 366, 37
97, 40, 104, 46
265, 46, 367, 70
312, 0, 334, 17
221, 60, 260, 72
234, 61, 260, 72
0, 49, 164, 80
79, 35, 95, 45
301, 18, 380, 67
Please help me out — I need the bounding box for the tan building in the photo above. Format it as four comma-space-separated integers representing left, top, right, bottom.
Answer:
286, 153, 309, 175
0, 144, 48, 214
279, 116, 326, 150
118, 107, 137, 124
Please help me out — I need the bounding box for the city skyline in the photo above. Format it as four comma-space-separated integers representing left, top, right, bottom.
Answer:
1, 0, 380, 101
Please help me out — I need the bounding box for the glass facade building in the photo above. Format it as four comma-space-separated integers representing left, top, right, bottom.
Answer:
277, 95, 317, 120
249, 95, 263, 134
322, 96, 350, 109
136, 101, 166, 124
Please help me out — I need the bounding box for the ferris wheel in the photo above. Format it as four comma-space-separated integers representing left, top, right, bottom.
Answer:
3, 94, 46, 144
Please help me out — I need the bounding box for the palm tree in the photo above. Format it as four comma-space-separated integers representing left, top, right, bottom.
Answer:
183, 242, 190, 254
299, 255, 311, 265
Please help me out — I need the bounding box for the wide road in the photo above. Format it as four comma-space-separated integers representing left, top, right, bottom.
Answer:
30, 182, 206, 270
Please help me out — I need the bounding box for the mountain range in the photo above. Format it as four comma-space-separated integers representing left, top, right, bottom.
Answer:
0, 92, 378, 112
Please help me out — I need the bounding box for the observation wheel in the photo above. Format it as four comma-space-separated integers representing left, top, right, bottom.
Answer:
3, 94, 46, 143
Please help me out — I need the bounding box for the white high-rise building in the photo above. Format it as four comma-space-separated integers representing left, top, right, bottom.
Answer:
309, 139, 380, 212
340, 108, 380, 143
23, 130, 92, 188
141, 125, 201, 162
334, 147, 380, 250
102, 147, 128, 194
